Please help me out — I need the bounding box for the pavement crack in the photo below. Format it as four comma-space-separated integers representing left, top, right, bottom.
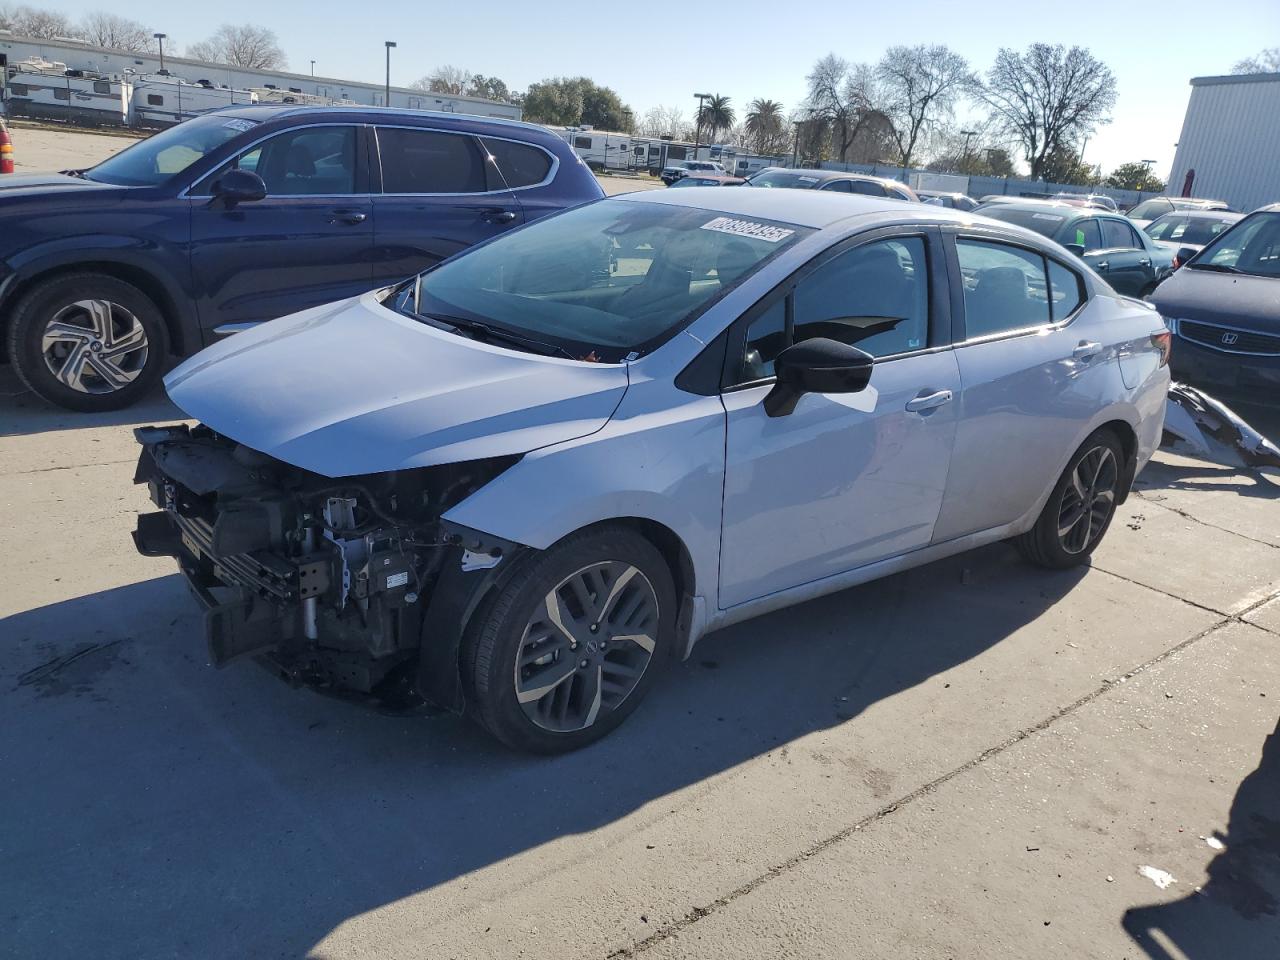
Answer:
16, 638, 127, 688
6, 458, 135, 477
606, 608, 1268, 958
1132, 490, 1280, 550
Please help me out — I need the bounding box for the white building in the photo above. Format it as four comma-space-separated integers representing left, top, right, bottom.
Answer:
1167, 72, 1280, 213
0, 31, 521, 120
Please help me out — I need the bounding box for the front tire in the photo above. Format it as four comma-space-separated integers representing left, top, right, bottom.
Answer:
1014, 429, 1124, 569
6, 272, 169, 412
465, 526, 676, 753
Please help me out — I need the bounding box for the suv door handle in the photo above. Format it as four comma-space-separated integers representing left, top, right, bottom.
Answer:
905, 389, 953, 412
1095, 260, 1110, 270
484, 209, 518, 224
327, 210, 367, 225
1138, 257, 1151, 266
1073, 340, 1102, 360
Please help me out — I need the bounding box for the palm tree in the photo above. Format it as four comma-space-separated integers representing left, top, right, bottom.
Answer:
745, 98, 784, 153
697, 94, 735, 144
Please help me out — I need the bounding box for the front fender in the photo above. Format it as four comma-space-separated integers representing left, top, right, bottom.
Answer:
442, 391, 727, 610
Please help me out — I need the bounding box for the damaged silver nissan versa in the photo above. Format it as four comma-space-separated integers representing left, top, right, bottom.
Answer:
133, 188, 1170, 752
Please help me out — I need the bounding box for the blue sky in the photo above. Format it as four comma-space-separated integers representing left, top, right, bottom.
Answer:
50, 0, 1280, 177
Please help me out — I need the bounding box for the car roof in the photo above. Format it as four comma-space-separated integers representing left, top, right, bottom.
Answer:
613, 184, 1018, 232
752, 167, 903, 187
979, 199, 1102, 221
210, 103, 551, 137
1150, 209, 1244, 221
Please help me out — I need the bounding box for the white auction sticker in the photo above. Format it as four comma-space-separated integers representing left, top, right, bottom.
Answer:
223, 118, 255, 132
701, 216, 795, 244
1031, 213, 1064, 221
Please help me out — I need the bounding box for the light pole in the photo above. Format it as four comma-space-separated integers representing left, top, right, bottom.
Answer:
310, 60, 316, 77
384, 41, 397, 107
959, 128, 978, 173
153, 33, 167, 74
692, 92, 711, 156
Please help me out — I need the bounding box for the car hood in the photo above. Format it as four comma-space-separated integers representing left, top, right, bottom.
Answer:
0, 172, 122, 197
1151, 267, 1280, 331
164, 291, 630, 477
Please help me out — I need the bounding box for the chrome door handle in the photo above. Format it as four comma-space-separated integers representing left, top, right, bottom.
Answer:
905, 389, 953, 412
327, 210, 367, 224
1095, 260, 1110, 270
1138, 257, 1151, 266
1073, 340, 1102, 360
484, 209, 518, 224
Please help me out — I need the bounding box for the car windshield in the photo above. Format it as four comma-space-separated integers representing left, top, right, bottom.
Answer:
979, 205, 1070, 239
85, 114, 259, 186
1191, 211, 1280, 278
1144, 214, 1238, 245
404, 199, 811, 361
747, 170, 822, 189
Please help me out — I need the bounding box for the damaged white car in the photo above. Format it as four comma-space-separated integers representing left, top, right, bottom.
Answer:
133, 188, 1171, 752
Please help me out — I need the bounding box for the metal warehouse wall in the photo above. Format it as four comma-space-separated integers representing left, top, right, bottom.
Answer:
0, 33, 521, 120
1168, 73, 1280, 213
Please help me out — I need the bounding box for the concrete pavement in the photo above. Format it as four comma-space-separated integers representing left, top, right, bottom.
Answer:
1, 366, 1278, 959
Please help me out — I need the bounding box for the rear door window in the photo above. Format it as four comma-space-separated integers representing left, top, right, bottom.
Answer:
377, 127, 487, 194
1101, 219, 1139, 249
481, 137, 552, 188
956, 239, 1052, 338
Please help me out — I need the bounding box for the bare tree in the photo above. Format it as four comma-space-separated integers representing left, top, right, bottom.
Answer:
802, 54, 883, 162
9, 4, 74, 38
1232, 48, 1280, 73
187, 24, 286, 70
78, 12, 155, 53
981, 43, 1117, 180
412, 65, 474, 95
637, 105, 691, 140
876, 44, 975, 171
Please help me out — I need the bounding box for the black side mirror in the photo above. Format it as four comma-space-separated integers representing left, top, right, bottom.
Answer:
1064, 242, 1086, 258
211, 168, 266, 207
763, 337, 875, 418
1174, 246, 1197, 269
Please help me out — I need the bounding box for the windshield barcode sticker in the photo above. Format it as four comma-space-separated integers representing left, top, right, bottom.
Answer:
701, 216, 795, 243
1032, 213, 1064, 221
223, 118, 255, 132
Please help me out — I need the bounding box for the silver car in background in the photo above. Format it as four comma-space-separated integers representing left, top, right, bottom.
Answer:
133, 188, 1170, 752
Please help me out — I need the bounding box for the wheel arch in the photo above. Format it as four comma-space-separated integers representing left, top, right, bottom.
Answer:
1, 259, 196, 357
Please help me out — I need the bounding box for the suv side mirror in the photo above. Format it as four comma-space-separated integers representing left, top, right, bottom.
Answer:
764, 337, 875, 418
1064, 242, 1086, 258
211, 168, 267, 206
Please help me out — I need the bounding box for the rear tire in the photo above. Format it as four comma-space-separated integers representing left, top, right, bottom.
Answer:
1014, 429, 1124, 569
6, 272, 169, 412
465, 525, 676, 754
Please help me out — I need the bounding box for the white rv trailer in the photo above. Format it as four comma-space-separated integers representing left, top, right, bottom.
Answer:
556, 126, 634, 170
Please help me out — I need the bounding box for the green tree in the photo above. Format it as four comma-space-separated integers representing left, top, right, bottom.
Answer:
1105, 161, 1165, 192
745, 98, 786, 154
697, 94, 735, 143
467, 75, 512, 103
1039, 144, 1100, 186
522, 77, 631, 130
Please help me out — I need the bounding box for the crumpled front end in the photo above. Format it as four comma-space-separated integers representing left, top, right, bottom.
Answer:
132, 423, 521, 709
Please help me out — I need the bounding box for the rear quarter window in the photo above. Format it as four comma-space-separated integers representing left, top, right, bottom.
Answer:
482, 137, 553, 189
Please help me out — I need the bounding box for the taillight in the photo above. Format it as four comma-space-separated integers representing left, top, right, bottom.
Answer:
1151, 330, 1172, 367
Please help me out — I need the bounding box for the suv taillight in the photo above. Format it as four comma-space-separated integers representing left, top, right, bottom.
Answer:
1151, 330, 1172, 367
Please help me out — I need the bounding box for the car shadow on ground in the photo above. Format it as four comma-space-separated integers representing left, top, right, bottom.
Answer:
1122, 716, 1280, 959
2, 544, 1086, 958
0, 368, 182, 437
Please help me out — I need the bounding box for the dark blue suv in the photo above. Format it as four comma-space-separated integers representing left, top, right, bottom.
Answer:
0, 106, 603, 411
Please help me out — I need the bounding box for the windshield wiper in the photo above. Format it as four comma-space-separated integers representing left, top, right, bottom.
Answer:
1189, 262, 1242, 274
423, 313, 579, 360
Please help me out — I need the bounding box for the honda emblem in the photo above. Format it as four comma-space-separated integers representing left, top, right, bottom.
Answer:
1221, 332, 1239, 345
